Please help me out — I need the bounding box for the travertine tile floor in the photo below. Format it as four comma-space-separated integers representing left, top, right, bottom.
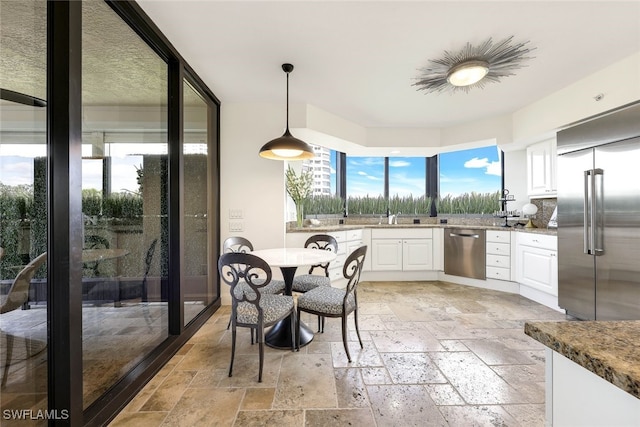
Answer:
110, 281, 567, 426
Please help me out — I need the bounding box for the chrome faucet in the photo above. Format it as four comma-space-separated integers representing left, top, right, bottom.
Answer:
388, 212, 399, 225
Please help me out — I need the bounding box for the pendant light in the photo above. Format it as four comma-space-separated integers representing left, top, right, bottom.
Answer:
259, 63, 315, 160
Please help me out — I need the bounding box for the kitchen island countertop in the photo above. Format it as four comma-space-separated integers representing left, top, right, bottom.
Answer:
524, 320, 640, 399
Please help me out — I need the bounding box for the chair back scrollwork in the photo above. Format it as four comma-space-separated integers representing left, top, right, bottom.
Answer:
218, 252, 272, 310
343, 245, 367, 299
304, 234, 338, 276
223, 236, 253, 254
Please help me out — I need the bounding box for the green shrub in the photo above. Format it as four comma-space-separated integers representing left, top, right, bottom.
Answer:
436, 191, 500, 214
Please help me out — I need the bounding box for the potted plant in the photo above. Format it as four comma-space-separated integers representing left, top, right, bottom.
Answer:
285, 165, 313, 227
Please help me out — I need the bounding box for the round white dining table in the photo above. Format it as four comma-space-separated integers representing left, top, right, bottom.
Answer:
250, 247, 336, 349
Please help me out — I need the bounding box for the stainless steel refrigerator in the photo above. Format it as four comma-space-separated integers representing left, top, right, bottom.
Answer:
557, 103, 640, 320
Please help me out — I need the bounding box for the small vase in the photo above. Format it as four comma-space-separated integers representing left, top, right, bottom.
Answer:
296, 203, 304, 228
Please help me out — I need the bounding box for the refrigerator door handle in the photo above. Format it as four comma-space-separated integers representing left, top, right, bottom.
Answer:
593, 168, 604, 255
584, 169, 591, 254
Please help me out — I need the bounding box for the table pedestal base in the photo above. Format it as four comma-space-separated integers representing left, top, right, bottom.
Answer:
265, 316, 314, 349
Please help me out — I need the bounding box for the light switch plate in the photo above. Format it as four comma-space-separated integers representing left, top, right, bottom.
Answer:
229, 209, 243, 219
229, 222, 243, 232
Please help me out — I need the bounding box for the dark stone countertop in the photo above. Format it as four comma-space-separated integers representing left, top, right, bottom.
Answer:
288, 223, 557, 235
524, 320, 640, 399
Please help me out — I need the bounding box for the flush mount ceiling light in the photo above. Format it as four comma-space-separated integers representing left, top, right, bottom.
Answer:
259, 63, 315, 161
413, 36, 535, 94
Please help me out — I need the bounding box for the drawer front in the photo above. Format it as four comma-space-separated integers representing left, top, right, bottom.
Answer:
516, 232, 557, 250
486, 242, 510, 255
486, 230, 511, 243
328, 231, 347, 244
486, 253, 510, 268
486, 266, 510, 281
346, 229, 363, 241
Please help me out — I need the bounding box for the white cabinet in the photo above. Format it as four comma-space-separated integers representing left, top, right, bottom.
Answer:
486, 230, 512, 281
516, 233, 557, 296
371, 228, 433, 271
527, 138, 557, 198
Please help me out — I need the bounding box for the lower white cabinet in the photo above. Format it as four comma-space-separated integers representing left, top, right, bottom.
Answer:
516, 233, 558, 296
371, 228, 433, 271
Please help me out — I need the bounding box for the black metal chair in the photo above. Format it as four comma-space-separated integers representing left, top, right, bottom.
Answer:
223, 237, 285, 295
218, 252, 295, 382
1, 252, 47, 387
83, 234, 110, 277
291, 234, 338, 331
296, 245, 367, 362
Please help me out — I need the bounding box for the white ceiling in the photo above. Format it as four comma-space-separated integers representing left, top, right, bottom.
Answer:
137, 0, 640, 130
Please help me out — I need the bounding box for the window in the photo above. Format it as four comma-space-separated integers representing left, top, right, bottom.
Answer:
346, 156, 384, 197
438, 145, 501, 214
388, 157, 426, 197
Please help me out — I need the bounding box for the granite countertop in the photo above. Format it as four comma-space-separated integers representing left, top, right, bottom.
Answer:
288, 223, 557, 235
524, 320, 640, 399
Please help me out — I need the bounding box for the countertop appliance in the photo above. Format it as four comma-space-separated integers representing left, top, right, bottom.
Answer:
444, 228, 486, 280
557, 102, 640, 320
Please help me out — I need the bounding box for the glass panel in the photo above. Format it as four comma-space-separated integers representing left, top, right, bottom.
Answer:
81, 0, 168, 408
438, 145, 501, 214
183, 80, 212, 325
301, 145, 341, 216
0, 0, 48, 418
388, 156, 427, 216
346, 156, 386, 215
388, 157, 425, 197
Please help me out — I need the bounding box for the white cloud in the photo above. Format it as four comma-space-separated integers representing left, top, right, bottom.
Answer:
485, 161, 502, 176
464, 157, 490, 168
357, 171, 367, 176
389, 160, 411, 167
367, 175, 381, 181
464, 157, 501, 177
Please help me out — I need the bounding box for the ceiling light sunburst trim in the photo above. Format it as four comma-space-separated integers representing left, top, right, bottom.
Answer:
413, 36, 535, 94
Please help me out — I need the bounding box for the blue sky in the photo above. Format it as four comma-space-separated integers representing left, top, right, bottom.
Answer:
344, 145, 501, 197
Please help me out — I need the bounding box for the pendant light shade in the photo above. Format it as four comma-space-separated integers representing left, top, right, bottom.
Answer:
259, 63, 315, 161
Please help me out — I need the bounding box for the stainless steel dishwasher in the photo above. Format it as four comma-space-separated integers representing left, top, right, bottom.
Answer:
444, 228, 486, 279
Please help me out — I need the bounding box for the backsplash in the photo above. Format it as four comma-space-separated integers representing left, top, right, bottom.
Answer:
530, 198, 557, 228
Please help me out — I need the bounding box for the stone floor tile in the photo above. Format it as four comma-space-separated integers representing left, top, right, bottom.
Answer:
360, 367, 393, 385
109, 411, 168, 427
234, 410, 304, 427
334, 368, 369, 408
381, 352, 447, 384
139, 370, 197, 412
429, 352, 526, 405
305, 408, 376, 426
240, 387, 276, 410
162, 388, 244, 427
462, 339, 539, 365
503, 403, 546, 426
369, 329, 444, 352
367, 384, 448, 427
330, 341, 383, 368
438, 404, 519, 426
425, 383, 466, 405
272, 353, 337, 409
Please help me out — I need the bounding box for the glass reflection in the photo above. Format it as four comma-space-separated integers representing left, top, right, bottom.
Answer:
0, 0, 48, 420
183, 80, 213, 325
81, 0, 168, 408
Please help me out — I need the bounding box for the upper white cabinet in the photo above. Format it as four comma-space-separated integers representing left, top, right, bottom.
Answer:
527, 138, 557, 198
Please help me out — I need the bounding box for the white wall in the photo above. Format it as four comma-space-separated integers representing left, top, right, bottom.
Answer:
220, 103, 288, 249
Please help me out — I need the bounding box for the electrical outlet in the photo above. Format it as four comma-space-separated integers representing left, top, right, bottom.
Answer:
229, 222, 243, 232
